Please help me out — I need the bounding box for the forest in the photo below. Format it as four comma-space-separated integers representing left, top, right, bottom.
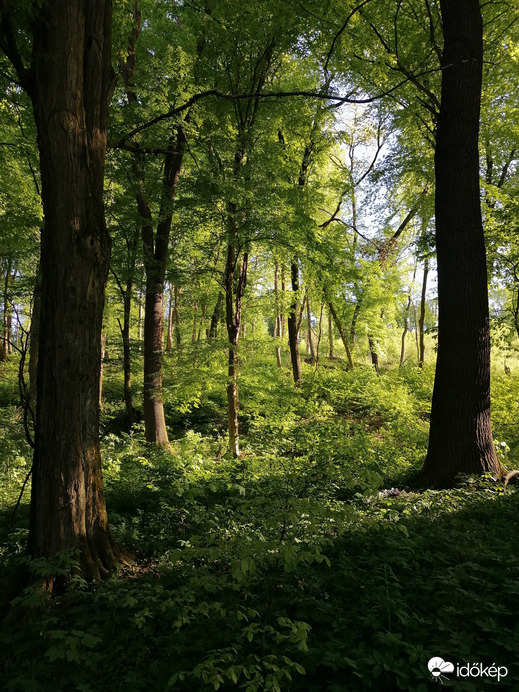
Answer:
0, 0, 518, 689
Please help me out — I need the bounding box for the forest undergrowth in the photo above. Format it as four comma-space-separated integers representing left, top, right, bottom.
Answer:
1, 343, 518, 691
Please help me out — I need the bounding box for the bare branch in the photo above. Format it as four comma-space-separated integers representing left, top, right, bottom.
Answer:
324, 0, 374, 74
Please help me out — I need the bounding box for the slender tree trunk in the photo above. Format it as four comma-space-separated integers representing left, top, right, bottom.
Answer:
225, 210, 248, 456
120, 7, 185, 445
99, 333, 107, 409
137, 128, 186, 445
174, 285, 181, 347
24, 0, 120, 582
368, 334, 379, 372
419, 0, 504, 487
328, 310, 334, 359
306, 296, 316, 360
350, 300, 361, 343
400, 264, 417, 368
118, 271, 138, 421
281, 265, 286, 338
137, 287, 143, 348
209, 292, 224, 338
192, 300, 198, 343
3, 259, 12, 356
400, 298, 412, 367
288, 262, 302, 385
28, 266, 41, 405
418, 258, 429, 368
166, 286, 173, 351
412, 302, 420, 363
274, 259, 282, 367
328, 302, 354, 369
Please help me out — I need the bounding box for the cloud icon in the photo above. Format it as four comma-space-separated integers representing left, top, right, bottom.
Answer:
428, 657, 454, 678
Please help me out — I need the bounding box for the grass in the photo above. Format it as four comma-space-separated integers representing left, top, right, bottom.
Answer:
0, 339, 518, 691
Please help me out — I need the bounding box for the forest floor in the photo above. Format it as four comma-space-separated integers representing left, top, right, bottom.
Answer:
0, 346, 518, 691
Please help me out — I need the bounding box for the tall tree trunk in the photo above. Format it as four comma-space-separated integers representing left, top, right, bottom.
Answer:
99, 333, 107, 409
138, 129, 186, 445
419, 0, 504, 487
412, 302, 420, 363
209, 292, 224, 338
328, 302, 354, 369
280, 265, 286, 338
225, 211, 248, 456
400, 298, 412, 368
120, 5, 185, 445
368, 334, 379, 373
274, 259, 282, 368
418, 258, 429, 368
328, 310, 334, 359
28, 266, 41, 405
21, 0, 120, 582
137, 286, 143, 349
3, 259, 12, 356
166, 286, 173, 351
174, 285, 181, 347
350, 300, 361, 343
400, 264, 417, 368
192, 300, 198, 343
287, 262, 302, 385
114, 265, 139, 422
306, 296, 316, 360
198, 303, 206, 341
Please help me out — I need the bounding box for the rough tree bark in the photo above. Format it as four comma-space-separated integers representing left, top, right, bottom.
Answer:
0, 0, 122, 581
119, 3, 185, 444
140, 130, 185, 445
418, 0, 504, 487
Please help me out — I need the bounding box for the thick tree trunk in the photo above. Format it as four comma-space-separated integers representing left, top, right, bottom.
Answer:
26, 0, 119, 582
143, 285, 169, 444
287, 262, 302, 385
419, 0, 504, 487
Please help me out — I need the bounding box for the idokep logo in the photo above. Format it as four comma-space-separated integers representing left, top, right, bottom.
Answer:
427, 657, 509, 684
428, 657, 454, 683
